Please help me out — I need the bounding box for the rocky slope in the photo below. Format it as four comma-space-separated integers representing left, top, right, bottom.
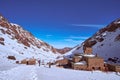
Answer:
65, 18, 120, 61
56, 47, 72, 54
0, 14, 60, 61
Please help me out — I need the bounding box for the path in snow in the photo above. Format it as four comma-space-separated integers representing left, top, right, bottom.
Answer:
0, 65, 120, 80
0, 65, 38, 80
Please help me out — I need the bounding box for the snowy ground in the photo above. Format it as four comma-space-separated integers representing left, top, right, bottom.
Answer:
0, 64, 120, 80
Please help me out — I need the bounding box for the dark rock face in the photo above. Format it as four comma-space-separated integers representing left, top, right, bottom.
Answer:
0, 37, 4, 45
115, 34, 120, 41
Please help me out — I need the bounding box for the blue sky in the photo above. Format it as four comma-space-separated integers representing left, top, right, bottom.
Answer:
0, 0, 120, 48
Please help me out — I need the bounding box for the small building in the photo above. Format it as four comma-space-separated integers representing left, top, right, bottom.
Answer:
72, 55, 105, 71
21, 59, 28, 64
72, 47, 105, 71
21, 58, 36, 65
84, 47, 92, 54
56, 58, 69, 66
72, 61, 87, 70
28, 58, 36, 65
73, 55, 82, 63
85, 57, 105, 70
107, 64, 120, 72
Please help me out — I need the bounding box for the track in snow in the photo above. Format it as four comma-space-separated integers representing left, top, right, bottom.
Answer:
0, 65, 120, 80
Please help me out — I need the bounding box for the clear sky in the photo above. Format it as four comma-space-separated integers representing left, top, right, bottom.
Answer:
0, 0, 120, 48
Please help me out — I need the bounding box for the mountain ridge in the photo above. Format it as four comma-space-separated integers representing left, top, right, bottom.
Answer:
0, 14, 61, 61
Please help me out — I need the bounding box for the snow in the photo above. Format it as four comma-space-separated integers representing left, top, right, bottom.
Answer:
1, 47, 119, 80
0, 25, 60, 62
102, 32, 107, 37
75, 61, 87, 65
0, 64, 120, 80
114, 21, 120, 24
78, 56, 82, 58
65, 28, 120, 60
93, 28, 120, 60
0, 16, 3, 20
1, 15, 120, 80
0, 55, 18, 71
64, 46, 78, 56
56, 56, 64, 60
64, 45, 84, 57
10, 23, 20, 27
117, 21, 120, 24
83, 54, 95, 57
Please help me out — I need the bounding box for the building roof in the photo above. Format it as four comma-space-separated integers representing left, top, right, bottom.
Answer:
83, 54, 95, 57
74, 61, 87, 65
57, 57, 64, 60
78, 56, 82, 58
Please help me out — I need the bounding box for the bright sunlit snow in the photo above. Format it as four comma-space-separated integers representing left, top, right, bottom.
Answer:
0, 64, 120, 80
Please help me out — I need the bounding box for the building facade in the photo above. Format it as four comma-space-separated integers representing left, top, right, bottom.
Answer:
72, 47, 105, 71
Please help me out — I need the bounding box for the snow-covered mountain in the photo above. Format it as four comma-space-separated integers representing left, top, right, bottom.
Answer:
65, 18, 120, 61
0, 14, 61, 61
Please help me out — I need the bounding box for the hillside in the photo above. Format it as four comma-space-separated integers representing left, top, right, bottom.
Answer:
0, 14, 61, 62
65, 18, 120, 61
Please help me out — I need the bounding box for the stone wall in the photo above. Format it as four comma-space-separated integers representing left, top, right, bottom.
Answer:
86, 57, 104, 70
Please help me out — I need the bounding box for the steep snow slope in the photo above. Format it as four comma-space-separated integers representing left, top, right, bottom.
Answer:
65, 18, 120, 60
0, 14, 61, 62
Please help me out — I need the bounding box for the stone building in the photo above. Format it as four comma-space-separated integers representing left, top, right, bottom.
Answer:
73, 55, 82, 63
72, 47, 105, 71
21, 58, 36, 65
72, 55, 105, 71
84, 47, 92, 54
56, 58, 69, 67
56, 47, 119, 72
28, 58, 36, 65
73, 61, 87, 70
21, 59, 28, 64
85, 56, 104, 70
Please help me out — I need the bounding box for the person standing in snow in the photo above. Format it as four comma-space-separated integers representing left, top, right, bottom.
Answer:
38, 60, 41, 66
48, 62, 51, 68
